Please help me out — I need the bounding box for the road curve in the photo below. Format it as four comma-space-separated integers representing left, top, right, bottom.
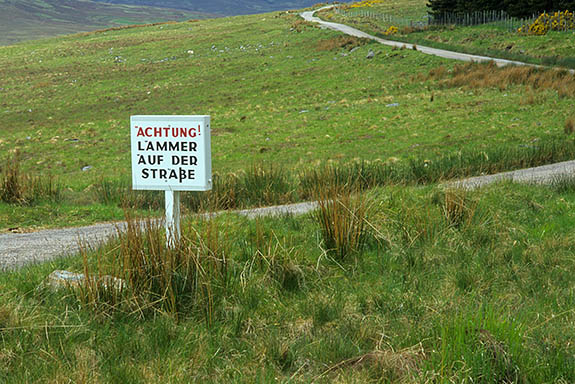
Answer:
301, 7, 575, 73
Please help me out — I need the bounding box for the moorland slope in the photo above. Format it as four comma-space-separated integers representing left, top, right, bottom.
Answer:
0, 0, 207, 45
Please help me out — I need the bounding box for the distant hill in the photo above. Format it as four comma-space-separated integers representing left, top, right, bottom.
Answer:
0, 0, 210, 45
91, 0, 329, 15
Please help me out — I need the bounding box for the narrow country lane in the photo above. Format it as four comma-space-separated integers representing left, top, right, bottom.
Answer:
300, 7, 575, 73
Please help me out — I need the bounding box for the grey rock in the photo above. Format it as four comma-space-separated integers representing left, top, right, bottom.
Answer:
42, 270, 125, 291
366, 50, 375, 59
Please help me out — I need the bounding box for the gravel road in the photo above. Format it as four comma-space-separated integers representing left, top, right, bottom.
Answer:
2, 159, 575, 270
3, 158, 575, 270
301, 7, 575, 73
0, 201, 318, 270
449, 160, 575, 189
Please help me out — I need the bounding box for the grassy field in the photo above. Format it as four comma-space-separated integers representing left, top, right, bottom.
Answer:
2, 8, 575, 230
2, 182, 575, 381
322, 1, 575, 68
0, 0, 209, 46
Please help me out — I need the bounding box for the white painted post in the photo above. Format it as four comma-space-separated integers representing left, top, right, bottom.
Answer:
165, 190, 181, 248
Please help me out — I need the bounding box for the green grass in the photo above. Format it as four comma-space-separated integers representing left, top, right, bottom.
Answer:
2, 182, 575, 381
3, 3, 575, 381
2, 8, 575, 230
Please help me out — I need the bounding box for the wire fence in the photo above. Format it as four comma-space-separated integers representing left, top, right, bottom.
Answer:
430, 11, 537, 31
335, 7, 541, 32
335, 8, 429, 29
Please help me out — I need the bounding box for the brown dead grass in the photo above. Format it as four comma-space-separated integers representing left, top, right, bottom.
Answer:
291, 19, 315, 32
316, 36, 370, 51
318, 344, 425, 382
565, 117, 575, 135
427, 62, 575, 97
84, 21, 179, 35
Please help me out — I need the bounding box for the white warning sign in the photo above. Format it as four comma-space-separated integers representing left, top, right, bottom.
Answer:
130, 115, 212, 191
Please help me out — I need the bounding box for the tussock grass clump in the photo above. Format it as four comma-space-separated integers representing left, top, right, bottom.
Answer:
249, 222, 305, 291
75, 245, 127, 316
93, 139, 575, 219
77, 215, 229, 321
427, 61, 575, 97
319, 345, 425, 382
314, 186, 372, 261
316, 36, 370, 51
438, 189, 477, 228
299, 161, 403, 199
565, 117, 575, 135
93, 178, 161, 210
303, 137, 575, 192
0, 154, 61, 205
236, 165, 296, 207
432, 309, 525, 383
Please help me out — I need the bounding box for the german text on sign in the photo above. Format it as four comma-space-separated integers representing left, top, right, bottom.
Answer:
130, 115, 212, 191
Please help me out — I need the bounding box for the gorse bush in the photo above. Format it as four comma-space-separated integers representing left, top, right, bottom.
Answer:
384, 25, 399, 35
345, 0, 384, 9
519, 10, 575, 35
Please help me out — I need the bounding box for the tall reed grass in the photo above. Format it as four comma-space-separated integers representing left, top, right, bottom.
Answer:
76, 214, 229, 322
314, 186, 372, 261
92, 136, 575, 214
0, 154, 61, 205
427, 61, 575, 97
93, 165, 298, 212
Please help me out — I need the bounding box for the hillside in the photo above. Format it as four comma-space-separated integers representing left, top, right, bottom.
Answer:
0, 0, 209, 45
92, 0, 337, 15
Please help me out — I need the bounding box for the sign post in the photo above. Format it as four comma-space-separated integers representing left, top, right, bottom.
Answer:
130, 115, 211, 247
164, 190, 181, 247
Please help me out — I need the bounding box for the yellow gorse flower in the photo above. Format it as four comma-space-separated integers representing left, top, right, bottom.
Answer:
520, 10, 575, 35
347, 0, 384, 9
384, 25, 399, 35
